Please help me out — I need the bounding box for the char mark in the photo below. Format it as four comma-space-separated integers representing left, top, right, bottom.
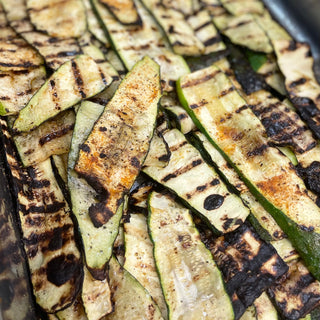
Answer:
71, 61, 86, 98
181, 70, 221, 88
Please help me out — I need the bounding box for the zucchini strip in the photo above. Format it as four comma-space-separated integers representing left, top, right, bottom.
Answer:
219, 0, 264, 16
99, 0, 141, 25
26, 0, 86, 38
75, 56, 160, 228
124, 212, 168, 319
177, 65, 320, 280
91, 0, 190, 91
0, 119, 82, 313
148, 191, 234, 320
56, 296, 88, 320
107, 256, 164, 320
13, 54, 112, 133
143, 128, 250, 233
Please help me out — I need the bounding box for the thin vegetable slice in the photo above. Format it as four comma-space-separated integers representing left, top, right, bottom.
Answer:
148, 191, 234, 320
13, 55, 112, 133
75, 56, 160, 228
219, 0, 264, 16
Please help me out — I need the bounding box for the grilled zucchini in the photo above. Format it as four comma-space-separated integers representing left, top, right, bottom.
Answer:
75, 56, 160, 228
219, 0, 264, 16
13, 55, 112, 133
148, 191, 234, 320
177, 65, 320, 280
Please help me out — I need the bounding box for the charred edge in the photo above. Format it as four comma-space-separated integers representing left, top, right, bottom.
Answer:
297, 161, 320, 195
247, 144, 268, 157
86, 264, 107, 281
88, 202, 114, 228
181, 69, 221, 88
71, 61, 86, 98
39, 123, 74, 146
161, 158, 203, 182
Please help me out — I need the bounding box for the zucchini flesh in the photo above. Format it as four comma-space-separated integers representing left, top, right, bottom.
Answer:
148, 191, 234, 320
92, 0, 190, 92
68, 101, 122, 278
143, 128, 250, 233
99, 0, 141, 25
177, 65, 320, 280
107, 256, 164, 320
124, 212, 168, 319
142, 0, 205, 56
13, 55, 112, 133
55, 296, 87, 320
75, 56, 160, 228
82, 266, 112, 320
219, 0, 264, 16
161, 0, 193, 16
26, 0, 86, 38
252, 292, 279, 320
14, 110, 75, 167
273, 40, 320, 140
1, 119, 82, 313
201, 0, 227, 17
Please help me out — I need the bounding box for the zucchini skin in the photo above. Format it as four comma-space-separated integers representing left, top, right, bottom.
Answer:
177, 65, 320, 281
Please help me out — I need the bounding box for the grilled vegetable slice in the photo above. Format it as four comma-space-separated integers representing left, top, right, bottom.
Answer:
68, 101, 123, 278
14, 110, 75, 167
55, 296, 87, 320
1, 119, 82, 313
13, 55, 112, 133
26, 0, 86, 38
219, 0, 264, 16
124, 212, 168, 318
143, 128, 250, 233
99, 0, 141, 25
107, 256, 164, 320
148, 191, 234, 320
92, 0, 190, 91
273, 40, 320, 140
177, 65, 320, 280
75, 56, 160, 228
161, 0, 193, 16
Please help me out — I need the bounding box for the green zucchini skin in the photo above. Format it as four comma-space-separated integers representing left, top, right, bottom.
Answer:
0, 119, 82, 313
143, 128, 250, 234
148, 191, 234, 320
177, 65, 320, 281
107, 256, 164, 320
75, 56, 160, 228
91, 0, 190, 92
13, 55, 112, 133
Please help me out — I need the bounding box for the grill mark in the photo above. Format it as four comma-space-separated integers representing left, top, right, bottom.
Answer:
49, 79, 60, 111
236, 105, 248, 113
203, 36, 221, 47
71, 61, 86, 98
194, 21, 211, 32
223, 20, 252, 31
19, 201, 66, 216
161, 158, 203, 182
45, 50, 81, 59
289, 77, 307, 88
0, 61, 37, 69
190, 98, 208, 110
247, 144, 268, 157
122, 44, 151, 51
169, 140, 188, 152
219, 86, 235, 98
39, 123, 74, 146
181, 69, 221, 88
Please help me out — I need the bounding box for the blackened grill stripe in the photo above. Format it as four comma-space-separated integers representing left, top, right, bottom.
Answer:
203, 36, 221, 47
181, 70, 221, 88
223, 20, 252, 31
0, 61, 37, 68
71, 61, 86, 98
194, 21, 211, 32
46, 50, 81, 59
218, 86, 234, 98
169, 140, 188, 152
289, 78, 307, 88
161, 158, 203, 182
39, 123, 74, 146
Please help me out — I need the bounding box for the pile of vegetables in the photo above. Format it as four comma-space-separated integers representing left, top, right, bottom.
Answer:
1, 0, 320, 319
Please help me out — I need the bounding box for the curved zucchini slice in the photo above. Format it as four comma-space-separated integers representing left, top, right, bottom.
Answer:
148, 192, 234, 320
56, 296, 87, 320
13, 55, 112, 133
91, 0, 190, 91
124, 212, 168, 319
14, 110, 75, 167
99, 0, 141, 25
106, 256, 164, 320
219, 0, 264, 16
177, 65, 320, 280
75, 56, 160, 228
143, 128, 250, 234
26, 0, 86, 38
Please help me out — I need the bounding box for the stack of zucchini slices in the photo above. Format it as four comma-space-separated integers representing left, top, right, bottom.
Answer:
0, 0, 320, 319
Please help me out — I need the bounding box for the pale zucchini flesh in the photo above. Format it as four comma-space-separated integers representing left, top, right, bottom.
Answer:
143, 128, 250, 233
75, 56, 160, 228
148, 191, 234, 320
13, 55, 112, 133
56, 296, 88, 320
220, 0, 264, 16
177, 65, 320, 280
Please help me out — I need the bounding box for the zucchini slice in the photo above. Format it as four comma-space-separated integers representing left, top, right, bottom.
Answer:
273, 40, 320, 140
143, 128, 250, 234
82, 266, 112, 320
26, 0, 86, 38
177, 65, 320, 280
75, 56, 160, 228
13, 55, 112, 133
148, 191, 234, 320
107, 256, 164, 320
55, 296, 87, 320
91, 0, 190, 91
1, 119, 82, 313
124, 212, 168, 319
68, 101, 122, 278
219, 0, 264, 16
99, 0, 141, 25
14, 110, 75, 167
161, 0, 193, 16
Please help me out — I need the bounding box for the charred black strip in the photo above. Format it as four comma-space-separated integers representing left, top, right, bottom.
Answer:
219, 86, 234, 98
194, 21, 211, 32
71, 61, 86, 98
0, 61, 37, 68
19, 201, 66, 215
204, 36, 221, 47
169, 140, 188, 152
223, 20, 252, 31
38, 123, 74, 146
181, 70, 221, 88
289, 78, 307, 88
88, 201, 114, 228
247, 144, 268, 157
45, 50, 81, 59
